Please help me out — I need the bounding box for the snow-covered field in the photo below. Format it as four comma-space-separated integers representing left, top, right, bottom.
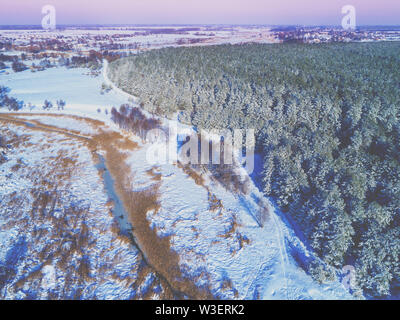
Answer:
1, 26, 278, 54
0, 121, 168, 299
0, 60, 354, 299
0, 66, 126, 115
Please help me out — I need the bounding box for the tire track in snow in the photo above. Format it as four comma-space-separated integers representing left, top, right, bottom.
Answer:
270, 207, 290, 299
242, 203, 290, 300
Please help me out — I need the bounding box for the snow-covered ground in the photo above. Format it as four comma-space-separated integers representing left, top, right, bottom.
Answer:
0, 61, 354, 299
1, 26, 278, 54
0, 121, 167, 299
125, 141, 352, 299
0, 66, 126, 115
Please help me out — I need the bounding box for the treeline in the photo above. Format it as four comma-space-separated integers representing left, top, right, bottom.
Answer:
0, 86, 23, 111
111, 104, 161, 140
59, 50, 123, 70
0, 85, 66, 111
63, 51, 102, 70
109, 42, 400, 298
0, 50, 123, 73
111, 103, 255, 202
0, 53, 18, 63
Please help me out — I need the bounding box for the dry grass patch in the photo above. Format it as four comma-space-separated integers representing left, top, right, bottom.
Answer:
218, 220, 251, 255
207, 191, 223, 212
0, 123, 30, 149
7, 112, 105, 134
177, 161, 206, 187
146, 167, 162, 181
93, 130, 138, 153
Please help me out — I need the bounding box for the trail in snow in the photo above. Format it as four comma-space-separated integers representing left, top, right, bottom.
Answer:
271, 208, 289, 299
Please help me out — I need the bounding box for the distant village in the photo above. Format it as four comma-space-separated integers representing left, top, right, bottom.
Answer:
273, 26, 400, 43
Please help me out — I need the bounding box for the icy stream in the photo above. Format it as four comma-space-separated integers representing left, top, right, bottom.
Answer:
95, 154, 133, 236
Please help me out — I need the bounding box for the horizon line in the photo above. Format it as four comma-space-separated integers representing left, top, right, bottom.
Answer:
1, 23, 400, 28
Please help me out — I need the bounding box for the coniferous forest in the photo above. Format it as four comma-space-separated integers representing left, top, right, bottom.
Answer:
108, 42, 400, 298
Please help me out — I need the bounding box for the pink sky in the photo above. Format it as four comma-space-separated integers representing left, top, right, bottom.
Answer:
0, 0, 399, 25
